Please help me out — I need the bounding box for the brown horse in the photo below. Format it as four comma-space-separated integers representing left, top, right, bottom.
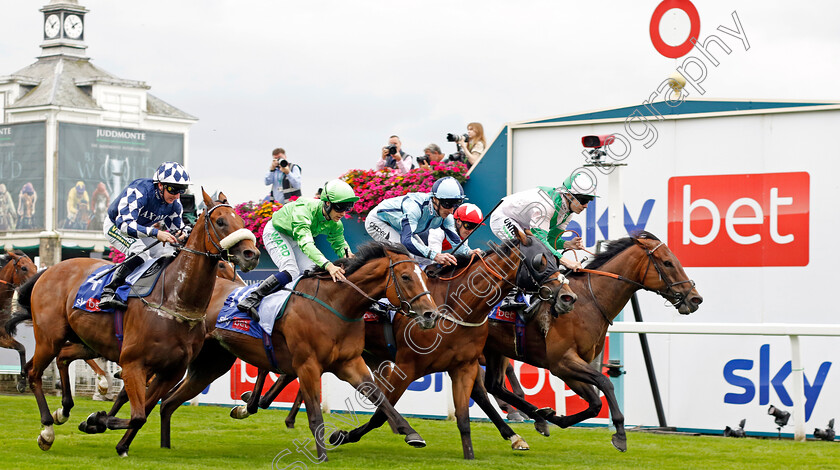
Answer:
153, 242, 438, 462
482, 231, 703, 452
6, 189, 259, 456
0, 250, 38, 392
320, 232, 578, 459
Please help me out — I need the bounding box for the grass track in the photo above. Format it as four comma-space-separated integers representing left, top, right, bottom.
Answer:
1, 394, 838, 469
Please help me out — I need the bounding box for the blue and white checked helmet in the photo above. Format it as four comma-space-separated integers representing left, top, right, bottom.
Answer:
153, 162, 191, 186
431, 176, 465, 201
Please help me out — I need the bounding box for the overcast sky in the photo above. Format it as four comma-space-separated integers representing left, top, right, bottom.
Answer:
1, 1, 838, 204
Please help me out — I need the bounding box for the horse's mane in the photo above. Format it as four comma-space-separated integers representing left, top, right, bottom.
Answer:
334, 242, 411, 276
569, 231, 660, 276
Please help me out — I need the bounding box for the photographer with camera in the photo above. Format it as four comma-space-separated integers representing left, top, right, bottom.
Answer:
375, 135, 415, 174
446, 122, 487, 168
417, 143, 447, 169
264, 147, 302, 204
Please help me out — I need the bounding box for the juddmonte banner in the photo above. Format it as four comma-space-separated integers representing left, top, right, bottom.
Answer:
57, 123, 184, 231
0, 122, 46, 232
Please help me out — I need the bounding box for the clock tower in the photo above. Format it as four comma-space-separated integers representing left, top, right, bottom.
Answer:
39, 0, 88, 58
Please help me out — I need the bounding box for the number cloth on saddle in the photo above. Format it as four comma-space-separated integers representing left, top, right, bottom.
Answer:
73, 257, 172, 313
215, 276, 302, 337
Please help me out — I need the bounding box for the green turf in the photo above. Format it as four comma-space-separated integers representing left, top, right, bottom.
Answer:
0, 394, 838, 469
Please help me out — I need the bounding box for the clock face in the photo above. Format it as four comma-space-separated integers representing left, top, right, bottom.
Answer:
63, 14, 83, 39
44, 14, 60, 39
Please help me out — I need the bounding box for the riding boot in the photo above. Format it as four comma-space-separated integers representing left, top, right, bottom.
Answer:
237, 273, 288, 321
499, 289, 527, 312
99, 256, 145, 310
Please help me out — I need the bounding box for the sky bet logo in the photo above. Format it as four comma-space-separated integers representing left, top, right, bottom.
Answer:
723, 344, 830, 421
668, 172, 809, 267
561, 199, 656, 247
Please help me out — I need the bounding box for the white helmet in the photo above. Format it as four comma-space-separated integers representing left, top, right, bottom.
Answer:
431, 177, 465, 201
153, 162, 191, 186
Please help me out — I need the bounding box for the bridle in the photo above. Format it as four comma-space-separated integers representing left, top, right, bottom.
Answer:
173, 203, 256, 262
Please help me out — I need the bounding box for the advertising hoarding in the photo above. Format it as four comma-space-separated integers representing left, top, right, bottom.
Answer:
0, 122, 46, 231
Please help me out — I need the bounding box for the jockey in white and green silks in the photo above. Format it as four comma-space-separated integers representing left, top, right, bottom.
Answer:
237, 179, 359, 320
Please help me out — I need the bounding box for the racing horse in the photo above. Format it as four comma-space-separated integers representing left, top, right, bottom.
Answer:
318, 231, 578, 459
0, 251, 38, 392
5, 189, 259, 456
152, 242, 438, 462
482, 231, 703, 452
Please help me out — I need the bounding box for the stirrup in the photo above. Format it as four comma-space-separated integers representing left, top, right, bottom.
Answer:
99, 291, 127, 310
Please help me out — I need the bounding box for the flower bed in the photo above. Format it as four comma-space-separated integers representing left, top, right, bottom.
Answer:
341, 161, 469, 217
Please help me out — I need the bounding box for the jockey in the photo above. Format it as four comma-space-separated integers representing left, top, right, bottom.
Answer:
99, 162, 190, 310
237, 179, 359, 319
425, 202, 485, 257
365, 176, 471, 266
66, 181, 90, 223
489, 172, 594, 310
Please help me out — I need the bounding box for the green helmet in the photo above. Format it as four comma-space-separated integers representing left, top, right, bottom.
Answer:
323, 180, 359, 204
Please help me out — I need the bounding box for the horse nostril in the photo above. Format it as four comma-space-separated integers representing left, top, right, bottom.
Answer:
243, 250, 256, 260
691, 296, 703, 305
561, 294, 576, 304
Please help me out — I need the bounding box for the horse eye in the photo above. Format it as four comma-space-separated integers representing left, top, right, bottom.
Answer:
21, 266, 28, 272
215, 217, 227, 227
401, 274, 411, 282
664, 260, 674, 268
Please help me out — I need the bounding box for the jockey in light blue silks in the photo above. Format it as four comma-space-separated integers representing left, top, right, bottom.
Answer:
364, 176, 472, 267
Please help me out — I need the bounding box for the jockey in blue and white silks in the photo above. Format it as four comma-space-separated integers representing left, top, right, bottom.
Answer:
365, 176, 471, 266
99, 161, 191, 310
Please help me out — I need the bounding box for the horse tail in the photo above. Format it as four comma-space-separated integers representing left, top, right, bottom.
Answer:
5, 269, 44, 335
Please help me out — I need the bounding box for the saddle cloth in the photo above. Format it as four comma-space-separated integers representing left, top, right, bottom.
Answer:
488, 301, 527, 358
73, 257, 172, 313
215, 276, 302, 338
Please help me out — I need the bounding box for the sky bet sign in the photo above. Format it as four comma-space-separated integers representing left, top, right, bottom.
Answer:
668, 172, 809, 267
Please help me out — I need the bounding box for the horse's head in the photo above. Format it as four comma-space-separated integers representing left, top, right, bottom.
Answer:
0, 250, 37, 286
381, 244, 437, 329
511, 231, 577, 315
192, 188, 259, 272
633, 232, 702, 314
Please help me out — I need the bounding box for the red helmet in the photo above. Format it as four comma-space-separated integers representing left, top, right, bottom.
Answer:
453, 203, 485, 225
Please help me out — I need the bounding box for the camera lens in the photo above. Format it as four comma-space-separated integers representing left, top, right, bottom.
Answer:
446, 133, 456, 142
280, 159, 289, 168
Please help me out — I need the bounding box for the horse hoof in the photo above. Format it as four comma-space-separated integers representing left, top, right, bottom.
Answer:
229, 405, 250, 419
52, 408, 69, 425
534, 421, 551, 437
97, 375, 110, 395
240, 391, 252, 402
611, 434, 627, 452
79, 411, 107, 434
37, 435, 53, 451
16, 377, 26, 393
328, 430, 349, 446
506, 410, 526, 423
118, 450, 129, 458
405, 432, 426, 448
510, 434, 530, 451
535, 407, 556, 419
284, 420, 294, 429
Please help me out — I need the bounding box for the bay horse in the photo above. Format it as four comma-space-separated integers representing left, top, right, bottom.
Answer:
0, 251, 38, 392
482, 231, 703, 452
320, 231, 578, 459
5, 189, 259, 456
153, 242, 438, 462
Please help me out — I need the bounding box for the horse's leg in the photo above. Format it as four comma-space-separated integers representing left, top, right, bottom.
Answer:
115, 372, 183, 457
484, 353, 550, 435
550, 359, 627, 452
85, 358, 110, 395
329, 357, 424, 448
285, 389, 303, 429
96, 361, 147, 435
231, 369, 267, 418
332, 365, 417, 446
295, 361, 329, 462
27, 337, 65, 451
232, 373, 296, 420
449, 363, 480, 460
502, 361, 550, 435
160, 342, 236, 448
52, 343, 101, 426
0, 333, 30, 393
259, 374, 290, 408
469, 371, 529, 450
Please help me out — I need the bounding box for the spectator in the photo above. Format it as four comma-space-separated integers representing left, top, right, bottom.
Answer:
456, 122, 487, 167
417, 143, 447, 169
375, 135, 415, 174
264, 148, 302, 203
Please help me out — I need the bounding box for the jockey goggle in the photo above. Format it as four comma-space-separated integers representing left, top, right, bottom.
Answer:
459, 220, 479, 230
570, 193, 595, 205
329, 201, 355, 213
163, 184, 187, 195
437, 198, 463, 210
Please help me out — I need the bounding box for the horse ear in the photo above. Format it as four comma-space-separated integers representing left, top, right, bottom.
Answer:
201, 187, 215, 208
532, 253, 547, 272
515, 227, 530, 246
217, 191, 229, 205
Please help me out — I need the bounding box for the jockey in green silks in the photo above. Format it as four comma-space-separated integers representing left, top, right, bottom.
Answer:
237, 179, 359, 320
